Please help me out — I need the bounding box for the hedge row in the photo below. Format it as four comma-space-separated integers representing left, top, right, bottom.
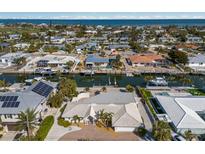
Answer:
139, 88, 157, 118
35, 115, 54, 141
58, 117, 71, 127
58, 104, 71, 127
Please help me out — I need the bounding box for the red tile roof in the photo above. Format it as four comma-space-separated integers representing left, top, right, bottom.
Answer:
129, 54, 164, 64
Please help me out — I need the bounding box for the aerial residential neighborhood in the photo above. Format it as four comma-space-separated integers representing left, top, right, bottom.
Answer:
1, 14, 205, 142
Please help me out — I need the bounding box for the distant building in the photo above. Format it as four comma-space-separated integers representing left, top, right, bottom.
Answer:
8, 34, 21, 40
62, 91, 143, 132
50, 36, 65, 44
108, 44, 130, 51
188, 54, 205, 71
76, 42, 101, 54
128, 54, 167, 67
14, 43, 30, 50
0, 52, 29, 68
186, 36, 203, 44
36, 55, 79, 68
85, 54, 115, 69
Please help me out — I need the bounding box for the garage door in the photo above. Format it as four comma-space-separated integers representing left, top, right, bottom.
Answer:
114, 127, 136, 132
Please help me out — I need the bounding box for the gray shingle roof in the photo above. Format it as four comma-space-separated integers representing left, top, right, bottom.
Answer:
62, 92, 143, 127
74, 91, 136, 104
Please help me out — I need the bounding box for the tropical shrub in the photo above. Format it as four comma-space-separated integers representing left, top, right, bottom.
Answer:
138, 127, 148, 137
152, 121, 172, 141
126, 84, 135, 92
47, 92, 64, 108
58, 118, 71, 127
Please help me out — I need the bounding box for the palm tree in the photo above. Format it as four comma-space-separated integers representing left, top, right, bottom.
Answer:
97, 109, 113, 127
184, 130, 196, 141
181, 78, 192, 86
152, 121, 172, 141
144, 75, 154, 82
72, 115, 81, 124
97, 109, 106, 124
104, 112, 113, 127
101, 87, 107, 92
17, 108, 38, 140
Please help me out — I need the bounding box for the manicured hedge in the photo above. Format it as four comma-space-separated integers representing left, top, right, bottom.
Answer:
35, 115, 54, 141
139, 88, 157, 118
58, 117, 71, 127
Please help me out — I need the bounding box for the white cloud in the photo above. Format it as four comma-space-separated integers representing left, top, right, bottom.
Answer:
0, 13, 205, 19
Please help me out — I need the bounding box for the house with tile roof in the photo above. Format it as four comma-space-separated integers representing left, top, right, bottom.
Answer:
62, 91, 143, 132
128, 54, 167, 67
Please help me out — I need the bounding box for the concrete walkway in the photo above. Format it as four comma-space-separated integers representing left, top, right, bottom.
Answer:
138, 101, 153, 132
45, 105, 81, 141
0, 132, 17, 141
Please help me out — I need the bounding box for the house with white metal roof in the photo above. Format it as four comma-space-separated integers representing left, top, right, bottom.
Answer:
0, 52, 30, 68
155, 95, 205, 134
188, 54, 205, 71
62, 91, 143, 132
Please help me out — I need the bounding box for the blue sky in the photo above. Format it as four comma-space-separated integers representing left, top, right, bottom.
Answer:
0, 12, 205, 19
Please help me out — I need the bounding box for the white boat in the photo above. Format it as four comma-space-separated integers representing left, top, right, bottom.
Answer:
81, 70, 95, 76
35, 68, 54, 75
148, 77, 168, 86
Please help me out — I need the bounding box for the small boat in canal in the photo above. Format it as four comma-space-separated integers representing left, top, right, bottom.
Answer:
147, 77, 168, 87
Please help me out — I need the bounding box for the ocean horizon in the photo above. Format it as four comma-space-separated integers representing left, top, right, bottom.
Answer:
0, 19, 205, 26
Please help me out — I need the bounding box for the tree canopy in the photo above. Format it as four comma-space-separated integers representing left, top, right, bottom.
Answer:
168, 50, 188, 65
152, 121, 172, 141
59, 78, 77, 99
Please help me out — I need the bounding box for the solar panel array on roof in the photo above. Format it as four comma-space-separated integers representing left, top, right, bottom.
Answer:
1, 101, 20, 108
0, 96, 18, 102
32, 82, 53, 97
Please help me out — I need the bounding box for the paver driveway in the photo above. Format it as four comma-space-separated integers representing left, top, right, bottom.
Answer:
59, 124, 142, 141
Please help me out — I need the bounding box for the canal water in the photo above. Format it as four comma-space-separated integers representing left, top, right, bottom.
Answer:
1, 73, 205, 88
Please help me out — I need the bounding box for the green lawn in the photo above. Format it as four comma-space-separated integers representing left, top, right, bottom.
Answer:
186, 88, 205, 96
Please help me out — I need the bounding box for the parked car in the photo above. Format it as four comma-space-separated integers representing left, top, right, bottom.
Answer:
144, 133, 155, 141
171, 132, 186, 141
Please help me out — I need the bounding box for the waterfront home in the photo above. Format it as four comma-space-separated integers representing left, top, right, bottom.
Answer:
62, 91, 143, 132
85, 54, 115, 69
188, 54, 205, 71
0, 80, 57, 131
128, 54, 167, 67
36, 55, 79, 69
154, 94, 205, 134
0, 52, 29, 68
